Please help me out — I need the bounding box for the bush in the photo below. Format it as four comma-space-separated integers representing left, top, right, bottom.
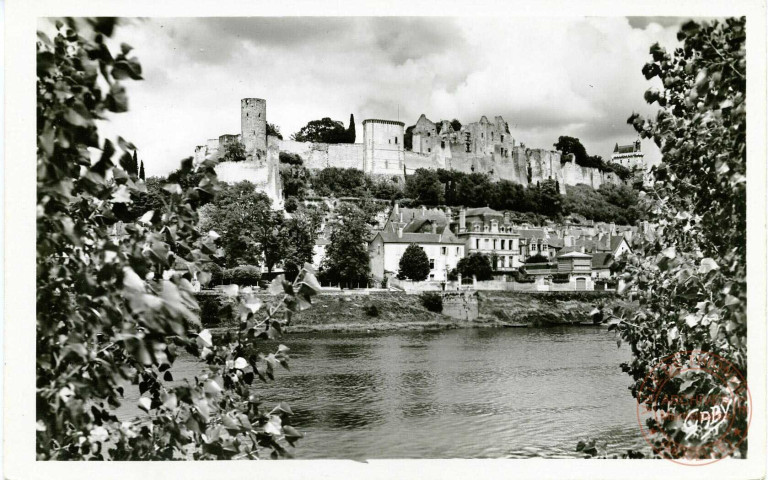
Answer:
525, 253, 549, 263
552, 274, 570, 284
198, 295, 223, 326
225, 265, 261, 286
420, 292, 443, 313
364, 304, 379, 317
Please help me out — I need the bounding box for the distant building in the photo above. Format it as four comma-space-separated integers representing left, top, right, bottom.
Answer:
611, 139, 651, 186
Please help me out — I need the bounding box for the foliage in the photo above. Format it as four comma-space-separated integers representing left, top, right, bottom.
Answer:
291, 117, 349, 144
346, 114, 356, 143
404, 168, 444, 206
456, 253, 493, 281
554, 136, 588, 164
609, 18, 747, 460
320, 203, 371, 287
224, 265, 261, 286
535, 179, 563, 217
556, 136, 633, 180
267, 123, 283, 140
435, 119, 461, 134
397, 244, 431, 281
197, 182, 275, 268
525, 253, 549, 264
420, 292, 443, 313
36, 18, 316, 460
222, 140, 247, 163
279, 151, 303, 166
564, 183, 646, 225
199, 182, 317, 276
311, 167, 370, 197
197, 295, 225, 326
370, 177, 404, 201
280, 163, 310, 200
364, 304, 379, 317
139, 160, 145, 180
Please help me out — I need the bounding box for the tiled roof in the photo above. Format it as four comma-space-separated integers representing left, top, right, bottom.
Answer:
376, 220, 464, 245
465, 207, 503, 217
592, 252, 614, 269
558, 251, 592, 258
517, 229, 547, 240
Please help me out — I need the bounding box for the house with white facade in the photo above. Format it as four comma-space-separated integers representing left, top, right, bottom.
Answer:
369, 205, 465, 282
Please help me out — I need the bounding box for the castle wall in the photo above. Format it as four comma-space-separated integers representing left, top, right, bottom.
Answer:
278, 140, 365, 171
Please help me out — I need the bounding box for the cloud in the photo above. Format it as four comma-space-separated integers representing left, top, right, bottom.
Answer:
98, 16, 686, 176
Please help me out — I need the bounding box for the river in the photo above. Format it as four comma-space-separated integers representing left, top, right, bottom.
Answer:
119, 326, 647, 459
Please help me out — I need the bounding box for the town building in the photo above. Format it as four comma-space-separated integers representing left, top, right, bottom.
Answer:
556, 251, 594, 290
454, 207, 523, 271
369, 205, 465, 283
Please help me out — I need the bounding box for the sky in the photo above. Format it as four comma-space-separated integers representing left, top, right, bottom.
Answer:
78, 16, 694, 176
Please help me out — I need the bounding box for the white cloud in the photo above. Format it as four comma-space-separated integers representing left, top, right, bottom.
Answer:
98, 17, 686, 176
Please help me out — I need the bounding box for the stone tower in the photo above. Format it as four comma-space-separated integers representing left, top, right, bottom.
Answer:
241, 98, 267, 161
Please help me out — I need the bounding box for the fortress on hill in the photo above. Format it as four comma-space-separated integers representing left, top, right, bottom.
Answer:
193, 98, 637, 207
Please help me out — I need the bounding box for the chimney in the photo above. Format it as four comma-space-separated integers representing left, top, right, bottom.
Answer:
393, 202, 399, 216
445, 206, 452, 217
565, 235, 573, 247
421, 205, 426, 217
432, 222, 437, 234
397, 226, 403, 238
399, 212, 403, 223
459, 208, 466, 233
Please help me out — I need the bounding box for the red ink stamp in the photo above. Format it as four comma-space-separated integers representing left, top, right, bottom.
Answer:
636, 350, 751, 465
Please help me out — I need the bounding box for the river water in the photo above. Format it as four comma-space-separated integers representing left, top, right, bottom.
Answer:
120, 326, 647, 459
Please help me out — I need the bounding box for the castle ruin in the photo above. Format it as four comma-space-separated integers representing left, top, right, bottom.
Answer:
193, 98, 631, 205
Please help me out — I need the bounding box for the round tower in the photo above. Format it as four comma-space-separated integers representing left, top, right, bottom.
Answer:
241, 98, 267, 160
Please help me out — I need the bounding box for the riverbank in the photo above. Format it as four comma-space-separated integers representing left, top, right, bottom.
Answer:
200, 290, 628, 333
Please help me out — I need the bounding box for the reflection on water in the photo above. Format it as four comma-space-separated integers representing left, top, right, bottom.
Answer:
117, 327, 646, 459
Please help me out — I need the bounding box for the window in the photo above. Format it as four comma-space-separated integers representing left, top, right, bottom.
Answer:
476, 239, 480, 249
395, 137, 398, 144
377, 246, 381, 255
456, 247, 460, 255
501, 239, 506, 250
429, 259, 435, 269
388, 139, 391, 144
441, 247, 447, 255
501, 134, 505, 142
441, 140, 445, 149
491, 132, 494, 140
428, 148, 431, 153
427, 132, 431, 137
466, 144, 471, 153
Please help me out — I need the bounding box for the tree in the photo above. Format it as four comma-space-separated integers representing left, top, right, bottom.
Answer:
139, 160, 145, 180
291, 117, 348, 143
281, 211, 319, 281
36, 18, 314, 460
454, 172, 494, 208
222, 140, 246, 162
346, 113, 356, 143
610, 18, 747, 460
311, 167, 370, 197
267, 122, 283, 140
199, 181, 286, 271
535, 178, 564, 218
320, 203, 371, 287
405, 168, 444, 205
553, 136, 588, 164
397, 244, 431, 281
456, 253, 493, 281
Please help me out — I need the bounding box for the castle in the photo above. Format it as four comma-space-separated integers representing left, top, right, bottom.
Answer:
194, 98, 639, 206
